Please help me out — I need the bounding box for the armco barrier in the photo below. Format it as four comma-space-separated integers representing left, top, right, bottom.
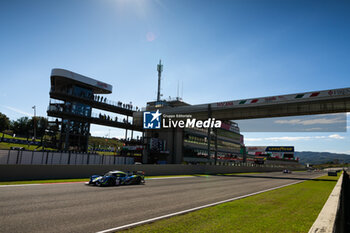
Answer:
0, 164, 304, 181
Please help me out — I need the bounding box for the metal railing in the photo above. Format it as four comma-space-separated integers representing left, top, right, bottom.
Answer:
50, 90, 140, 112
0, 149, 134, 165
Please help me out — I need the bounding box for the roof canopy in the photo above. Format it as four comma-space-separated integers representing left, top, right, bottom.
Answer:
51, 68, 112, 94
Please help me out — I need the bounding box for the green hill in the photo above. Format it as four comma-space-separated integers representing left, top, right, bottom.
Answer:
295, 151, 350, 165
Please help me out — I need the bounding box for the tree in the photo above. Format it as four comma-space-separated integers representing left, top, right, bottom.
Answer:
29, 116, 48, 138
0, 112, 10, 132
10, 117, 31, 137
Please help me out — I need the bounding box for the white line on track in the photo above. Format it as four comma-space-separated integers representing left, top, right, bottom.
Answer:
146, 176, 194, 180
0, 183, 43, 187
96, 180, 306, 233
0, 176, 195, 187
0, 182, 86, 187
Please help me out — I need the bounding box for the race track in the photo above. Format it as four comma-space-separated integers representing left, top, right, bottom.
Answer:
0, 171, 324, 233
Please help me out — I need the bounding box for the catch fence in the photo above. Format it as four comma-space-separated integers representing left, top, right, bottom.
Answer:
0, 149, 134, 165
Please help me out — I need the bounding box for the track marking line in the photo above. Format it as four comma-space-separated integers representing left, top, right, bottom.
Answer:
146, 176, 194, 180
0, 183, 42, 187
0, 176, 196, 187
96, 179, 311, 233
0, 181, 86, 187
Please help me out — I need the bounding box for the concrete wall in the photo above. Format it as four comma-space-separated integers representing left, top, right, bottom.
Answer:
0, 164, 304, 181
308, 173, 344, 233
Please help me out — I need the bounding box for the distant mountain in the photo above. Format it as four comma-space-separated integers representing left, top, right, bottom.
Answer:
295, 151, 350, 165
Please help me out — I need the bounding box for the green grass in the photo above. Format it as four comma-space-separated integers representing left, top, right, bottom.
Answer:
0, 132, 28, 141
0, 142, 56, 151
122, 174, 340, 233
96, 151, 117, 156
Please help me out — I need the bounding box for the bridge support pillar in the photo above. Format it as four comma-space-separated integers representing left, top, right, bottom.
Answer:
207, 104, 212, 164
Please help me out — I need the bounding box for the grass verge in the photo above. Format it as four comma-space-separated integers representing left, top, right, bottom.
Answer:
122, 174, 340, 233
0, 142, 55, 151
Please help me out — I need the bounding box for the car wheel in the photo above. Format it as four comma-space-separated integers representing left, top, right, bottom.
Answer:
108, 179, 115, 186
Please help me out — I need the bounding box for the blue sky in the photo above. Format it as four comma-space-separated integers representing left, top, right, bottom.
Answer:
0, 0, 349, 153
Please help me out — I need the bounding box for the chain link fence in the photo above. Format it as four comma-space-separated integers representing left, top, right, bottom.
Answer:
0, 149, 134, 165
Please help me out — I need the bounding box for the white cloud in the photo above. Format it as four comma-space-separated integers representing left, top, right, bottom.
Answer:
245, 136, 323, 142
303, 127, 323, 131
275, 117, 345, 126
2, 105, 32, 117
245, 134, 345, 142
321, 149, 350, 154
328, 134, 345, 139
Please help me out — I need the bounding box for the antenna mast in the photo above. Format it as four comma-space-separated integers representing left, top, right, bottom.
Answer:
157, 60, 163, 101
177, 80, 179, 100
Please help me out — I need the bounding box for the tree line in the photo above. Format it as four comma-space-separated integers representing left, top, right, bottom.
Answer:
0, 112, 48, 138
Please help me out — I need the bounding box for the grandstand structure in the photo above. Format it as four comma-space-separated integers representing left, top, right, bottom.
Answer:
47, 68, 142, 152
142, 100, 245, 164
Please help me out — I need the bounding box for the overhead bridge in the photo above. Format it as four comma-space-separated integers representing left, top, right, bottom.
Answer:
134, 87, 350, 124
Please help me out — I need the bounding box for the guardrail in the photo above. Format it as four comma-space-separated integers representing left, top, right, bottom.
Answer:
0, 149, 134, 165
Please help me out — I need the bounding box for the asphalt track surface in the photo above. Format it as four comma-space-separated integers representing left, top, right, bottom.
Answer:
0, 171, 325, 233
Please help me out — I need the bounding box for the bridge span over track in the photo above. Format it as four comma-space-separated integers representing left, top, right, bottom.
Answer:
134, 87, 350, 124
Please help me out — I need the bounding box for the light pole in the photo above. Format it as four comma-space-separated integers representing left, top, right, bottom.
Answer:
32, 105, 36, 140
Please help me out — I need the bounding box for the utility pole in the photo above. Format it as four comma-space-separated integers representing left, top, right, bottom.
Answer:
32, 105, 36, 140
157, 60, 163, 102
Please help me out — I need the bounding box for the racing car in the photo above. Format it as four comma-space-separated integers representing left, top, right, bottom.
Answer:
283, 169, 292, 174
87, 170, 145, 186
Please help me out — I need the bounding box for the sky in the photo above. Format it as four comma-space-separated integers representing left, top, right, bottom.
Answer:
0, 0, 349, 153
